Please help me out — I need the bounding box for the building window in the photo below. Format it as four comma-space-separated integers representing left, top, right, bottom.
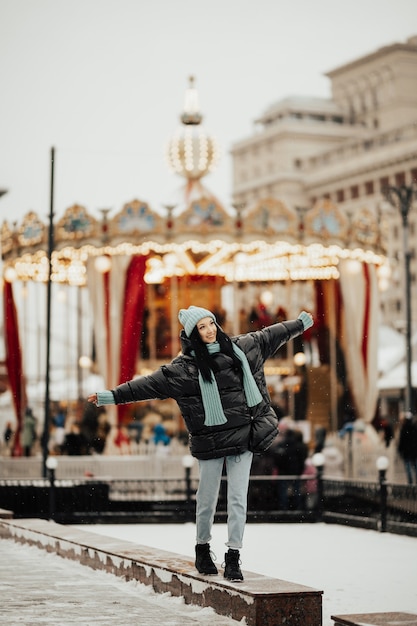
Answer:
336, 189, 345, 202
411, 168, 417, 184
365, 181, 374, 195
395, 172, 405, 186
396, 300, 402, 313
350, 185, 359, 199
380, 176, 389, 192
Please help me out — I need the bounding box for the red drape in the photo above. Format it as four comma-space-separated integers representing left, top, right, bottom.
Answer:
361, 263, 371, 372
314, 280, 328, 364
3, 280, 25, 456
117, 255, 147, 424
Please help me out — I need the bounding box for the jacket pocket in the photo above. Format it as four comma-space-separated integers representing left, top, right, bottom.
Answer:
249, 411, 279, 454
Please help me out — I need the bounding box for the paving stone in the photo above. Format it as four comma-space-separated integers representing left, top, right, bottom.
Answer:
0, 539, 241, 626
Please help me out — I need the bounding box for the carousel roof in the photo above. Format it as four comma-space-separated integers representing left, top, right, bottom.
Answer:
1, 195, 385, 286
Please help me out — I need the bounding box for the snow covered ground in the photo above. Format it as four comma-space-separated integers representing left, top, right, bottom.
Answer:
79, 522, 417, 626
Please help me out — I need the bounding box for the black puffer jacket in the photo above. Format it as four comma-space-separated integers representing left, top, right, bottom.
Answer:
111, 319, 305, 460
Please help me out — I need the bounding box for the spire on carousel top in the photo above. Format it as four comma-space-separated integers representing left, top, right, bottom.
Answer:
166, 76, 220, 182
181, 75, 203, 125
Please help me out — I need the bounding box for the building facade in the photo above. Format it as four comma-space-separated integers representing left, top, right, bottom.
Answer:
230, 35, 417, 329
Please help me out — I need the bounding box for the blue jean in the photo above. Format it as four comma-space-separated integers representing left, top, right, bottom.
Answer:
196, 450, 253, 550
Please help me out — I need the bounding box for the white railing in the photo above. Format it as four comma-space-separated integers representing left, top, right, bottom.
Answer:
0, 440, 198, 481
0, 435, 407, 483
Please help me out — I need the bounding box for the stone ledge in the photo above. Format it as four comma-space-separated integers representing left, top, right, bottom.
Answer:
0, 508, 13, 519
0, 518, 322, 626
332, 613, 417, 626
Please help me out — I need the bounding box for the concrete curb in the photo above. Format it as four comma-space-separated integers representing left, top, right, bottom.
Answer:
0, 518, 322, 626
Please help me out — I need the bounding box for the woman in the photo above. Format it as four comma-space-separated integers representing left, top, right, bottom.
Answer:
88, 305, 313, 581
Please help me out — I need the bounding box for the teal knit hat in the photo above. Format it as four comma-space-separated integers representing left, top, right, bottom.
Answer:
178, 306, 216, 337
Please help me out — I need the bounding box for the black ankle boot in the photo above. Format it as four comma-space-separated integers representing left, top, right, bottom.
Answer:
224, 548, 243, 581
195, 543, 218, 575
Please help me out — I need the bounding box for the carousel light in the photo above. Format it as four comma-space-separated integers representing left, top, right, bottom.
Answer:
145, 268, 164, 284
294, 352, 307, 367
2, 229, 386, 287
163, 252, 178, 270
234, 252, 248, 264
260, 290, 274, 307
145, 256, 165, 284
79, 355, 92, 369
175, 248, 196, 274
166, 126, 219, 179
377, 261, 391, 280
345, 259, 362, 275
378, 277, 390, 291
4, 266, 17, 282
94, 255, 112, 273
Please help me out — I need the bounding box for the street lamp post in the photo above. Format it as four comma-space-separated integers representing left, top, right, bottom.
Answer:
384, 184, 416, 418
182, 454, 195, 521
376, 455, 389, 533
312, 452, 325, 521
46, 456, 58, 521
42, 147, 55, 477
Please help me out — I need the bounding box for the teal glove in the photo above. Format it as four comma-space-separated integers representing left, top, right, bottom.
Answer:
298, 311, 314, 331
96, 390, 116, 406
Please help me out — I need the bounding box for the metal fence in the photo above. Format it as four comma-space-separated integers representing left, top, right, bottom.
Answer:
322, 478, 417, 535
1, 474, 416, 535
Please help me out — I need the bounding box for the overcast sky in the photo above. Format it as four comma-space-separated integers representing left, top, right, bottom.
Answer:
1, 0, 416, 225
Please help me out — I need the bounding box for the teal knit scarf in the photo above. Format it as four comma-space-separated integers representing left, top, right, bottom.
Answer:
195, 341, 263, 427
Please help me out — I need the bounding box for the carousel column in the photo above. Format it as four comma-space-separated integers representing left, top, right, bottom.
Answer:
147, 282, 157, 364
232, 203, 246, 336
232, 280, 240, 335
232, 252, 248, 335
76, 284, 93, 402
286, 276, 295, 418
164, 253, 179, 359
77, 284, 83, 401
88, 254, 118, 434
328, 279, 338, 432
170, 272, 179, 357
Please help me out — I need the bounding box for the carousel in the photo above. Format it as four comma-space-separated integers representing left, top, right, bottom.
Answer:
1, 77, 389, 456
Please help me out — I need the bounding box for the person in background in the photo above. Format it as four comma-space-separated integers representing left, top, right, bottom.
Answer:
3, 421, 13, 453
62, 422, 88, 456
152, 423, 171, 446
273, 426, 308, 510
398, 412, 417, 485
21, 407, 37, 457
88, 305, 313, 581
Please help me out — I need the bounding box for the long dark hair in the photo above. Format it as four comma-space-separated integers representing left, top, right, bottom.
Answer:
189, 324, 243, 383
